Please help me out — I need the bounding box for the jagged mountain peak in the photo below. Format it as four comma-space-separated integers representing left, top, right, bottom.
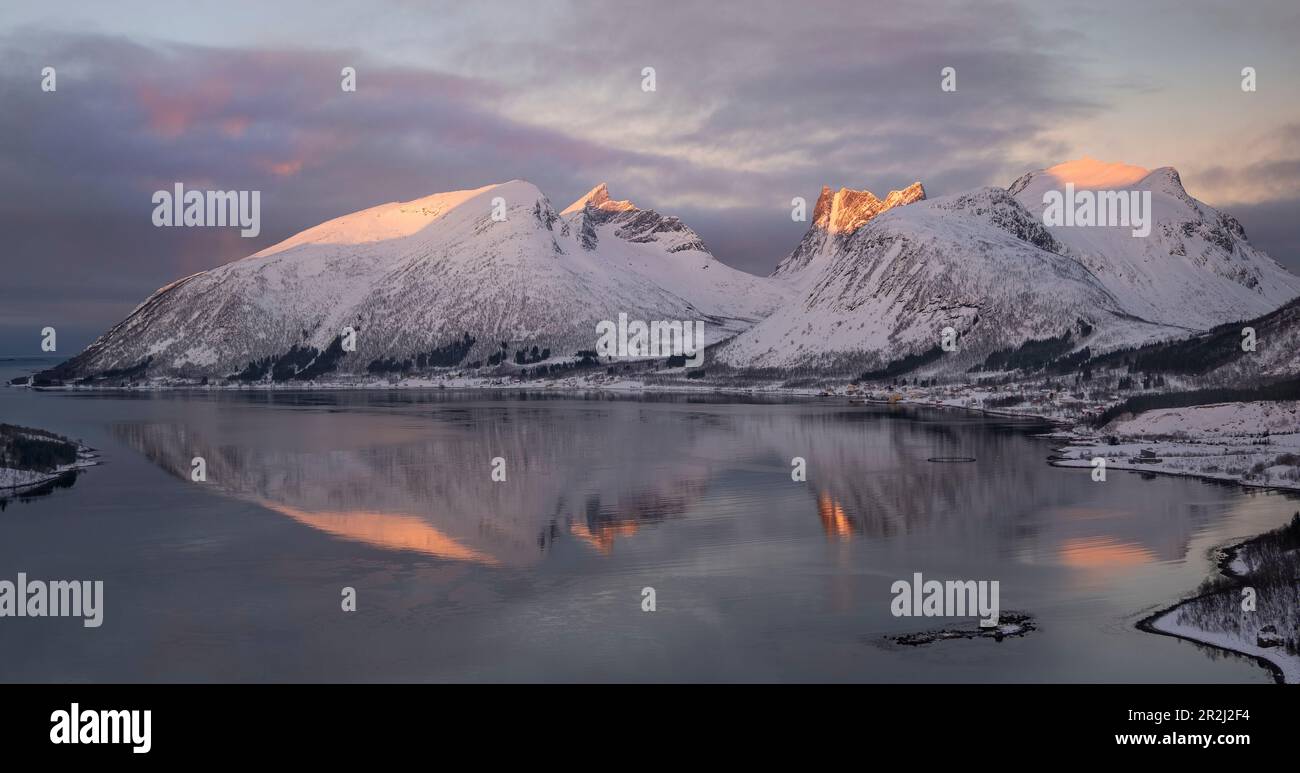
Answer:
559, 184, 714, 258
561, 182, 638, 216
812, 181, 926, 234
772, 180, 925, 278
1143, 166, 1192, 198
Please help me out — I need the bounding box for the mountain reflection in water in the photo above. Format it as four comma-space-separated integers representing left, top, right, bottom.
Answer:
109, 395, 1192, 574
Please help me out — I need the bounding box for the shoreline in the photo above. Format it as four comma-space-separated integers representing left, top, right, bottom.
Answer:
892, 396, 1300, 683
0, 454, 98, 496
0, 434, 99, 497
1136, 539, 1294, 684
7, 373, 1073, 420
1047, 453, 1300, 494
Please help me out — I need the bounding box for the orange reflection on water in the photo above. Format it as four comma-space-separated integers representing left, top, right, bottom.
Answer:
570, 520, 640, 554
817, 492, 855, 540
259, 500, 499, 565
1058, 536, 1156, 569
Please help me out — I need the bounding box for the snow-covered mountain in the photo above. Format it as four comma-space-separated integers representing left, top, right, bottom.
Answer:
1010, 158, 1300, 330
41, 161, 1300, 386
716, 186, 1177, 375
719, 160, 1300, 377
771, 181, 925, 281
46, 181, 789, 382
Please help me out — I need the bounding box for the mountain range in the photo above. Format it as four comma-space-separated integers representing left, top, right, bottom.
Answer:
41, 181, 786, 383
30, 158, 1300, 386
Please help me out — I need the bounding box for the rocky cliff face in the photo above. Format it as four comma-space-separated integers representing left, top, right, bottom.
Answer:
772, 181, 926, 279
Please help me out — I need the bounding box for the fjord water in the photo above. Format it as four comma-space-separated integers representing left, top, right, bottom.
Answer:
1, 359, 1295, 683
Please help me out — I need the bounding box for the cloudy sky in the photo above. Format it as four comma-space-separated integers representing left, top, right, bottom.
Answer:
2, 0, 1298, 353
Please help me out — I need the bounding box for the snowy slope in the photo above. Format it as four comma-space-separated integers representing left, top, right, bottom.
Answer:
1086, 294, 1300, 384
1195, 296, 1300, 383
50, 181, 790, 381
1010, 158, 1300, 329
717, 187, 1176, 374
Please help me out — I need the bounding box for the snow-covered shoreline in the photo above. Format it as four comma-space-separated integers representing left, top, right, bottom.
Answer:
1139, 537, 1300, 684
0, 429, 98, 496
1043, 400, 1300, 682
1051, 400, 1300, 493
0, 453, 97, 492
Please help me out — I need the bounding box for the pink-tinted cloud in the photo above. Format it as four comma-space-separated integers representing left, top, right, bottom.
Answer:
135, 78, 233, 139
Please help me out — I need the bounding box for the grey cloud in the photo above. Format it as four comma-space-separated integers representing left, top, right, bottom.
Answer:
2, 2, 1296, 354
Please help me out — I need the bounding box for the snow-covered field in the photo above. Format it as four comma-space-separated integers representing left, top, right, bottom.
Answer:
1053, 401, 1300, 491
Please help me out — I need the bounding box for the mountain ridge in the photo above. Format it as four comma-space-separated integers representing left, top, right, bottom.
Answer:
29, 160, 1300, 387
41, 180, 787, 384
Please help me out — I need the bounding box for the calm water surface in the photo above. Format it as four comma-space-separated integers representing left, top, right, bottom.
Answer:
1, 358, 1294, 682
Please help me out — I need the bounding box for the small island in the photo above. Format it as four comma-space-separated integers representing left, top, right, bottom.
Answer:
0, 423, 96, 498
